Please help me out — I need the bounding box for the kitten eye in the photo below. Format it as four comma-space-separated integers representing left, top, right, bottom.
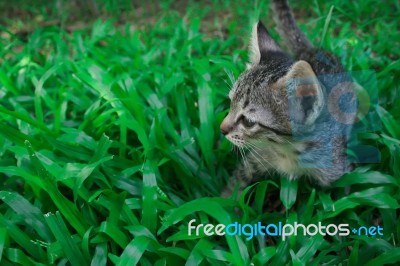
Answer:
241, 116, 256, 128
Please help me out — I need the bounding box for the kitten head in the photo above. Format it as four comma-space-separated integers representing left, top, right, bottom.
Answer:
221, 22, 324, 149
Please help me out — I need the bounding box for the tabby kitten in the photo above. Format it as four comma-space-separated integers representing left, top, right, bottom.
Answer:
221, 0, 357, 197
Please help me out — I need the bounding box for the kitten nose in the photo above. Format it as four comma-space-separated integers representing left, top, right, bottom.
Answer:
220, 118, 231, 135
221, 127, 229, 135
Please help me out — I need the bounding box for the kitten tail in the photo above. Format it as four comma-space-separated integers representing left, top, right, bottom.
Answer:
270, 0, 313, 54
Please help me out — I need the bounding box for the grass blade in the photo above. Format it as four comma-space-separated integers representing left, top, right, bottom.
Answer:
45, 212, 89, 266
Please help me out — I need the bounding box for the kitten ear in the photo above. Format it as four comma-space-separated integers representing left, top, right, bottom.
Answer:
284, 60, 324, 126
249, 21, 282, 66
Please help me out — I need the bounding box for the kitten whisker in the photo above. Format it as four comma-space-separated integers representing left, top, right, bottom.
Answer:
244, 145, 271, 176
238, 146, 251, 177
245, 143, 274, 173
224, 69, 236, 87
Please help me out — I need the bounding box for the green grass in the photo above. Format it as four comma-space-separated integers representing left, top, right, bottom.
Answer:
0, 0, 399, 265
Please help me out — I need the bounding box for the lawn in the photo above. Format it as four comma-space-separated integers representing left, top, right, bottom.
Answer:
0, 0, 399, 265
